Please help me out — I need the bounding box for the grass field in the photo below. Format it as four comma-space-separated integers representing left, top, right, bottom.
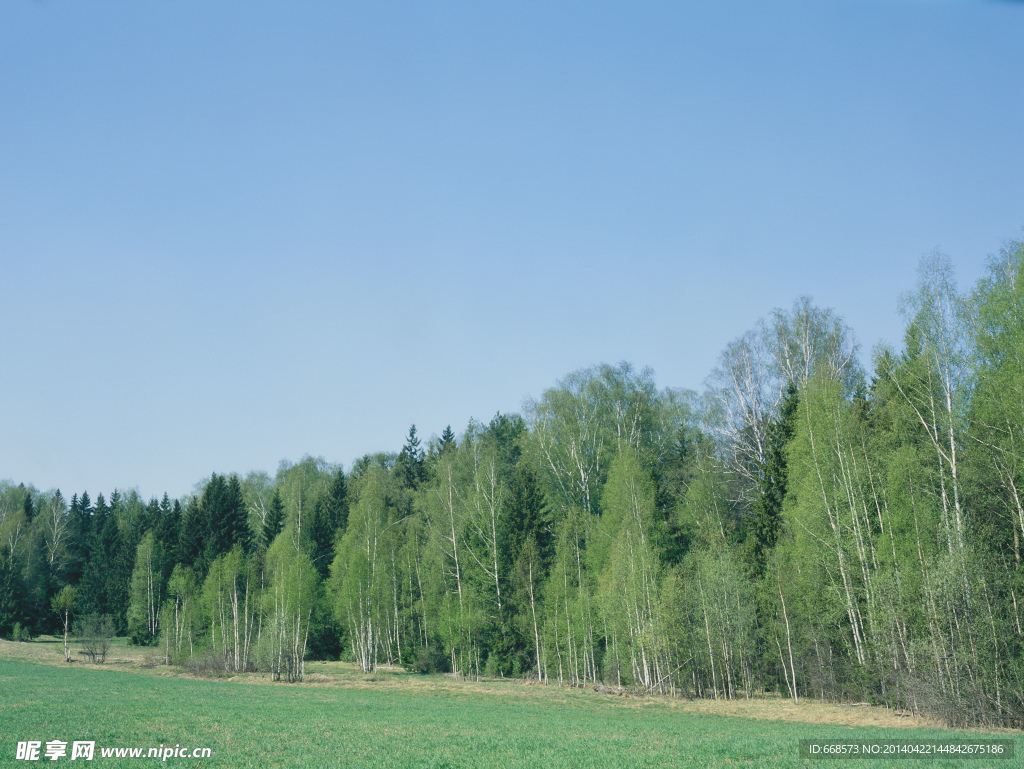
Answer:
0, 638, 1016, 768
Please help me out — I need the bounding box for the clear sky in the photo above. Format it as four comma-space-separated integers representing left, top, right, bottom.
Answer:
2, 0, 1023, 502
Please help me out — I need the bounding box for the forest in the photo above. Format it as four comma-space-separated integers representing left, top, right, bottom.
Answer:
3, 240, 1024, 730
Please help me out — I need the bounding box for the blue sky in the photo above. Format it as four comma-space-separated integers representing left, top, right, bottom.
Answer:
2, 0, 1023, 501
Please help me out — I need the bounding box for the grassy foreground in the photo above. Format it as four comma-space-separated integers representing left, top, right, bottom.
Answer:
0, 640, 1015, 768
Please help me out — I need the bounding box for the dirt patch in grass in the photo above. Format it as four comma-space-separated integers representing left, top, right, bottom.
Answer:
664, 695, 940, 730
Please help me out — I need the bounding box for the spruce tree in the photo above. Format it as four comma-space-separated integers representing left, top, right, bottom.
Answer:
498, 464, 552, 579
308, 498, 334, 578
0, 545, 18, 637
439, 425, 456, 454
21, 485, 34, 524
223, 475, 250, 553
199, 474, 250, 562
155, 495, 181, 562
747, 381, 799, 577
263, 489, 285, 547
325, 468, 349, 535
177, 498, 204, 570
395, 425, 425, 489
79, 494, 109, 615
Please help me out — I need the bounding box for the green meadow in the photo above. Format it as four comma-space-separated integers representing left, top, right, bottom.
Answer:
0, 647, 1014, 768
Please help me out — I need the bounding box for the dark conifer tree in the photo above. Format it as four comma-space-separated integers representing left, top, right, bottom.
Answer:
199, 474, 225, 559
499, 464, 552, 577
155, 495, 181, 561
104, 511, 131, 634
395, 425, 425, 489
142, 498, 161, 535
0, 545, 18, 637
20, 485, 34, 524
263, 488, 285, 546
308, 498, 334, 578
652, 427, 696, 565
325, 469, 349, 535
65, 493, 91, 586
177, 498, 204, 570
223, 474, 250, 553
439, 425, 456, 454
747, 381, 799, 577
484, 412, 524, 480
199, 474, 249, 563
22, 526, 51, 634
79, 494, 109, 614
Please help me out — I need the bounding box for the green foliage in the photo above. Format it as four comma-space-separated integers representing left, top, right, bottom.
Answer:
412, 645, 450, 674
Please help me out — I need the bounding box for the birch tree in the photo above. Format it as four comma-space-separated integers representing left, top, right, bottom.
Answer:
161, 565, 198, 663
331, 465, 402, 673
51, 585, 77, 662
595, 452, 666, 691
265, 533, 318, 682
128, 533, 163, 645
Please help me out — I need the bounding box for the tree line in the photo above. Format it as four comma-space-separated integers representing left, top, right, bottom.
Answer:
3, 238, 1024, 727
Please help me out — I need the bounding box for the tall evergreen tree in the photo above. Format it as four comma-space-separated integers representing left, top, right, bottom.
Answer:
177, 498, 204, 570
499, 464, 552, 576
0, 545, 18, 637
395, 425, 425, 489
200, 474, 250, 564
155, 495, 181, 565
439, 425, 456, 454
21, 486, 34, 524
263, 489, 285, 549
309, 498, 335, 578
484, 412, 525, 480
79, 494, 109, 615
325, 469, 349, 535
747, 381, 799, 577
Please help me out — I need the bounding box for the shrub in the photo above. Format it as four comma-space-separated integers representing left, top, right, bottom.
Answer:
75, 614, 114, 663
412, 646, 450, 675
